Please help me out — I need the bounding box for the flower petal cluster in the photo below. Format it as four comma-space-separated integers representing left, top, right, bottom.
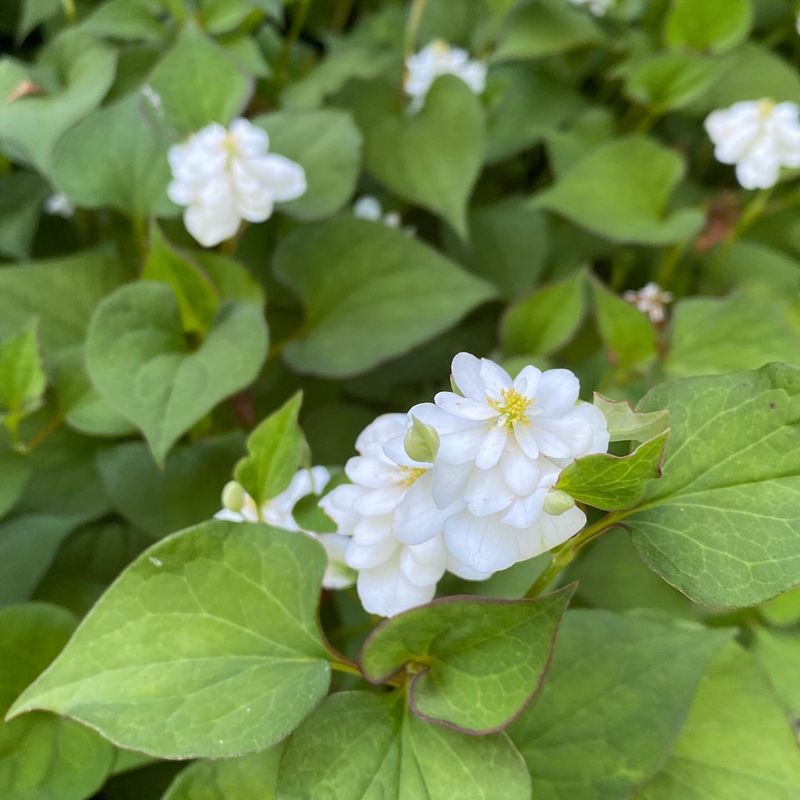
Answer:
323, 353, 609, 616
403, 40, 486, 111
167, 118, 306, 248
216, 466, 353, 590
704, 99, 800, 189
568, 0, 614, 16
623, 282, 673, 323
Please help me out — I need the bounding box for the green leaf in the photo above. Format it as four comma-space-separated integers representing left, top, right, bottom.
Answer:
484, 63, 584, 164
277, 691, 532, 800
147, 23, 253, 134
591, 278, 658, 370
704, 240, 800, 294
623, 53, 733, 113
85, 282, 268, 464
593, 394, 669, 443
252, 109, 362, 221
501, 270, 586, 357
0, 514, 76, 605
665, 288, 800, 378
635, 642, 800, 799
97, 433, 245, 538
353, 76, 484, 236
234, 392, 303, 506
0, 30, 117, 173
556, 430, 669, 511
53, 347, 138, 438
143, 223, 220, 336
751, 628, 800, 718
664, 0, 753, 54
273, 217, 495, 377
17, 0, 62, 40
8, 520, 332, 759
446, 198, 549, 299
162, 745, 285, 800
0, 448, 31, 519
52, 93, 175, 220
0, 319, 46, 432
0, 603, 114, 800
760, 586, 800, 627
533, 137, 704, 245
493, 0, 601, 61
627, 364, 800, 607
82, 0, 166, 43
360, 588, 573, 733
509, 610, 732, 800
0, 171, 48, 259
0, 248, 132, 363
694, 43, 800, 110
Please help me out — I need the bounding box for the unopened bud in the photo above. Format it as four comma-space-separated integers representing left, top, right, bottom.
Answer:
222, 481, 245, 513
404, 416, 440, 464
543, 490, 575, 516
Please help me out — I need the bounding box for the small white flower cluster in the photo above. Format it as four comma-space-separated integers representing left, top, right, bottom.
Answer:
623, 282, 673, 324
705, 99, 800, 190
352, 195, 414, 236
216, 467, 354, 590
403, 40, 486, 112
322, 353, 609, 617
567, 0, 613, 16
167, 118, 306, 248
44, 192, 74, 218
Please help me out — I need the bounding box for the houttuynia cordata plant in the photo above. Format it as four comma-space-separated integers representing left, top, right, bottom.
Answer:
0, 0, 799, 798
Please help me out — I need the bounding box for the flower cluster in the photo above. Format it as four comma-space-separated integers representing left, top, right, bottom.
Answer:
216, 467, 354, 590
404, 40, 486, 112
167, 117, 306, 248
322, 353, 609, 616
568, 0, 614, 16
705, 99, 800, 190
624, 282, 673, 324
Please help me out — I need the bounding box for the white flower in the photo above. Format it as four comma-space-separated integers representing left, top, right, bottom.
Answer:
411, 353, 609, 469
704, 99, 800, 189
623, 282, 673, 324
44, 192, 74, 218
215, 466, 353, 590
404, 40, 486, 112
167, 118, 306, 248
568, 0, 613, 15
353, 195, 402, 228
321, 414, 459, 617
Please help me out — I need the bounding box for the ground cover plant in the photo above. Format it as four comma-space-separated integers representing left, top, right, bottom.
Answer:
1, 0, 800, 797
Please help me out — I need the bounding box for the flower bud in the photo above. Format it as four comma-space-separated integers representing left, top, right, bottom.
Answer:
221, 480, 245, 513
543, 490, 575, 516
404, 416, 440, 464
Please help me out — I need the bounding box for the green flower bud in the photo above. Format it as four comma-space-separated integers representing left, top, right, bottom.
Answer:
404, 416, 440, 464
543, 489, 575, 516
221, 480, 245, 513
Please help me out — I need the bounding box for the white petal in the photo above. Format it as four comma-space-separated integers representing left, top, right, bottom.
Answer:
512, 420, 540, 460
355, 414, 409, 455
400, 537, 447, 586
345, 455, 398, 488
519, 506, 586, 560
438, 425, 487, 464
430, 460, 472, 508
357, 559, 436, 617
446, 555, 493, 581
352, 514, 393, 546
500, 440, 541, 495
354, 485, 408, 516
435, 392, 496, 421
345, 537, 397, 569
536, 369, 580, 416
475, 425, 507, 470
450, 352, 486, 400
513, 365, 542, 399
444, 511, 520, 573
464, 467, 514, 517
535, 416, 593, 459
184, 202, 240, 247
479, 358, 513, 399
256, 153, 307, 202
393, 475, 450, 544
500, 489, 547, 529
317, 533, 355, 589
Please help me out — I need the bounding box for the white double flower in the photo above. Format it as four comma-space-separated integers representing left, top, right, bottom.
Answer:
705, 99, 800, 190
216, 466, 353, 590
404, 40, 486, 112
324, 353, 610, 615
167, 118, 306, 247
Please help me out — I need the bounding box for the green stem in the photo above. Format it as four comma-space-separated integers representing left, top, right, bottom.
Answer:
61, 0, 76, 22
404, 0, 429, 60
277, 0, 311, 88
525, 511, 624, 598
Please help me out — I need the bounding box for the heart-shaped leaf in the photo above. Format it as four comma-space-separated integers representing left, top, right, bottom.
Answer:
360, 587, 574, 733
8, 521, 332, 759
352, 76, 484, 236
86, 282, 268, 464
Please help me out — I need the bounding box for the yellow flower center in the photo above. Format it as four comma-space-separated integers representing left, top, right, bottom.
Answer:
758, 98, 776, 118
223, 132, 239, 158
488, 388, 532, 430
399, 466, 427, 486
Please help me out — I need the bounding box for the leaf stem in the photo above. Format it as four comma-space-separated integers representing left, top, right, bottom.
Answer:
524, 511, 624, 598
277, 0, 311, 88
404, 0, 429, 60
